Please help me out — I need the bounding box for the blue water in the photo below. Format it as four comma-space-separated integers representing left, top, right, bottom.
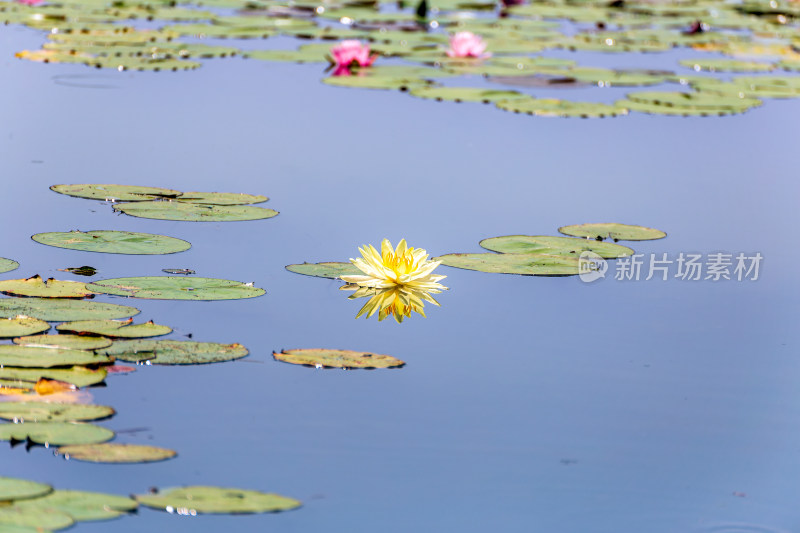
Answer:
1, 21, 800, 533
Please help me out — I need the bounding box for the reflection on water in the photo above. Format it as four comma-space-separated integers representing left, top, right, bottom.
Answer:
343, 284, 442, 323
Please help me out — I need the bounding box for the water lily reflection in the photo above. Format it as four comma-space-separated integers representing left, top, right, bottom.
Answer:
342, 284, 442, 323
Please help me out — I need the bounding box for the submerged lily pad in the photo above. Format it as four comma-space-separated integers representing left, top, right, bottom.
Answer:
0, 317, 51, 338
0, 403, 114, 423
274, 348, 405, 369
435, 253, 581, 275
0, 276, 94, 299
56, 319, 172, 338
0, 258, 19, 274
0, 422, 114, 446
113, 201, 278, 222
0, 345, 112, 368
58, 443, 176, 464
285, 262, 361, 279
0, 298, 139, 321
0, 505, 74, 531
559, 223, 667, 241
98, 340, 248, 365
86, 277, 264, 300
15, 489, 137, 522
32, 231, 191, 255
50, 184, 182, 202
0, 367, 107, 388
176, 192, 268, 205
135, 486, 302, 514
0, 476, 52, 502
13, 335, 112, 350
479, 235, 634, 258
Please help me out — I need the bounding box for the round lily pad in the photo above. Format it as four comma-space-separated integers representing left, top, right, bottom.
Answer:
496, 98, 628, 118
0, 506, 74, 531
285, 262, 362, 279
0, 422, 114, 446
435, 253, 581, 275
479, 235, 634, 258
0, 317, 50, 338
323, 74, 433, 91
176, 192, 268, 205
13, 334, 112, 350
0, 258, 19, 274
98, 340, 248, 365
112, 201, 278, 222
57, 443, 176, 464
0, 345, 112, 368
0, 276, 94, 299
0, 367, 107, 388
559, 223, 667, 241
135, 486, 302, 514
409, 86, 526, 103
619, 90, 762, 115
50, 184, 182, 202
86, 277, 265, 300
0, 403, 114, 423
31, 231, 191, 255
0, 476, 52, 502
274, 348, 405, 369
0, 298, 139, 322
55, 319, 172, 338
15, 489, 137, 522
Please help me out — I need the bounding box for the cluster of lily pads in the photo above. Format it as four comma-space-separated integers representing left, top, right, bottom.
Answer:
3, 0, 800, 116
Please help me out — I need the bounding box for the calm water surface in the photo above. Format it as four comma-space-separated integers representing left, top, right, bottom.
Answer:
1, 23, 799, 533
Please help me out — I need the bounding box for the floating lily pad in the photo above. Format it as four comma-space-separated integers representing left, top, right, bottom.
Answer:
15, 490, 137, 522
479, 235, 634, 258
496, 98, 629, 118
176, 192, 268, 205
86, 277, 265, 300
0, 258, 19, 274
285, 262, 361, 279
323, 74, 433, 91
135, 486, 302, 514
98, 340, 248, 365
13, 335, 112, 350
435, 253, 581, 275
0, 403, 114, 423
559, 223, 667, 241
0, 505, 74, 531
56, 319, 172, 338
32, 231, 191, 255
0, 317, 50, 338
0, 476, 52, 502
618, 90, 762, 115
0, 367, 107, 388
0, 422, 114, 446
0, 276, 94, 299
113, 201, 278, 222
58, 443, 176, 464
274, 348, 405, 369
0, 298, 139, 321
409, 86, 526, 103
50, 184, 182, 202
0, 345, 112, 368
679, 58, 775, 72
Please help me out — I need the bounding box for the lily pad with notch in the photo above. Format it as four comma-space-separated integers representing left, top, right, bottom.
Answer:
479, 235, 634, 258
0, 298, 139, 322
97, 340, 248, 365
285, 262, 361, 279
274, 348, 405, 369
435, 253, 581, 275
559, 223, 667, 241
57, 443, 176, 464
32, 231, 191, 255
50, 184, 182, 202
55, 319, 172, 338
134, 486, 302, 514
86, 276, 264, 300
112, 201, 278, 222
0, 421, 114, 446
0, 276, 94, 299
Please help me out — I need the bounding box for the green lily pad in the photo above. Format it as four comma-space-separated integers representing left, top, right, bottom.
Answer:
479, 235, 634, 258
0, 506, 74, 531
13, 335, 113, 350
86, 277, 265, 300
0, 422, 114, 446
435, 253, 581, 275
98, 340, 249, 365
619, 90, 762, 115
0, 298, 139, 321
57, 443, 176, 464
112, 201, 278, 222
15, 490, 137, 522
726, 75, 800, 98
87, 55, 202, 72
559, 223, 667, 241
0, 476, 52, 502
0, 345, 112, 368
0, 276, 94, 299
0, 403, 114, 423
135, 486, 302, 514
496, 98, 629, 118
0, 258, 19, 274
32, 231, 191, 255
323, 74, 433, 91
409, 86, 526, 103
0, 317, 50, 338
274, 348, 405, 369
285, 262, 362, 279
679, 58, 775, 72
50, 184, 182, 202
176, 192, 268, 205
0, 367, 108, 388
55, 319, 172, 338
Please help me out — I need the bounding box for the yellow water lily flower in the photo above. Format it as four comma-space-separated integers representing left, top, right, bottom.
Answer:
340, 238, 448, 292
346, 285, 441, 323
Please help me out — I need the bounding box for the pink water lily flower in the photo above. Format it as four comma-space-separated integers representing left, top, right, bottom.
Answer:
16, 0, 45, 5
447, 32, 490, 58
330, 40, 377, 70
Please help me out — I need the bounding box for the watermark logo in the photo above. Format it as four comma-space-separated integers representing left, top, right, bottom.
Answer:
579, 251, 608, 283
